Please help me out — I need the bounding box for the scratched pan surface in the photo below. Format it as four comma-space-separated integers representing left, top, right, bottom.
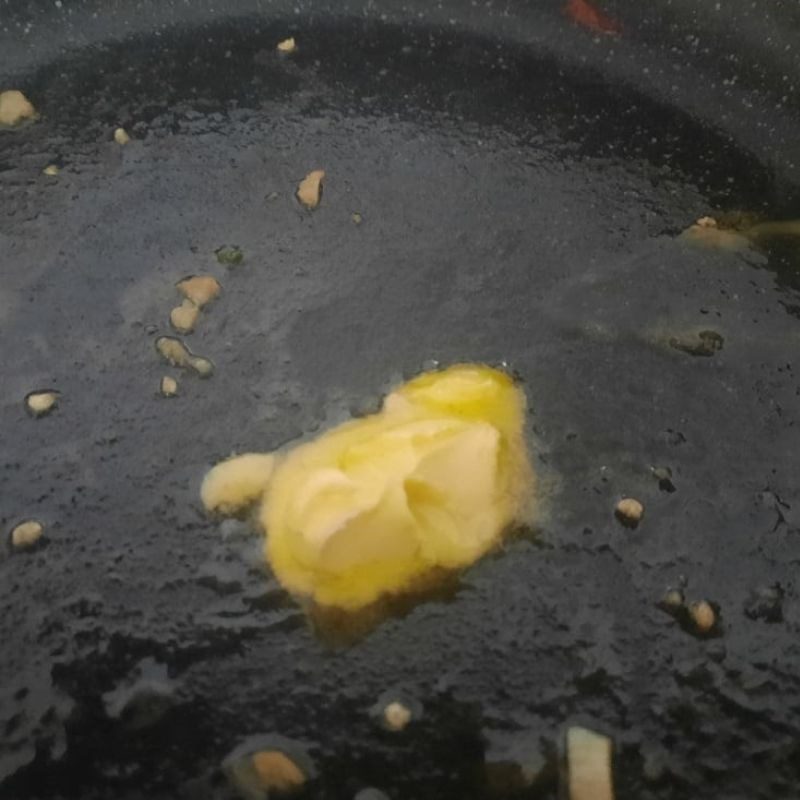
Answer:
2, 2, 800, 799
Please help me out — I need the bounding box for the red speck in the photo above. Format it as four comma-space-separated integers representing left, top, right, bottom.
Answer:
565, 0, 622, 34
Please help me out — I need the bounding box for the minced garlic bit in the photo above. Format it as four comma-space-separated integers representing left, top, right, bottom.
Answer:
0, 90, 36, 126
296, 169, 325, 209
176, 275, 221, 308
43, 164, 60, 176
155, 336, 214, 378
277, 37, 297, 53
10, 520, 44, 550
615, 497, 643, 528
189, 356, 214, 378
170, 299, 200, 334
565, 727, 614, 800
160, 376, 178, 397
223, 735, 315, 799
156, 336, 191, 367
114, 127, 131, 145
25, 390, 59, 417
689, 600, 716, 634
383, 701, 412, 732
251, 751, 305, 792
660, 588, 684, 613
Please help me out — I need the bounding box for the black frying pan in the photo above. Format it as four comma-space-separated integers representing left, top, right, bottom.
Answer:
2, 2, 800, 798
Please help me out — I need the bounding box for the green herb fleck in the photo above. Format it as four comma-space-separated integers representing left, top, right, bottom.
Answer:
215, 245, 244, 266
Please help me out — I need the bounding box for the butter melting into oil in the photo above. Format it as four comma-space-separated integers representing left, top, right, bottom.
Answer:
201, 364, 535, 629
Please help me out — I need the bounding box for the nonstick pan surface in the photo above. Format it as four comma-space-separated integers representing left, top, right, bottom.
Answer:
2, 4, 800, 799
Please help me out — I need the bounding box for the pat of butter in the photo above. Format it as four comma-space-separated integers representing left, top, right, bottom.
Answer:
202, 364, 533, 610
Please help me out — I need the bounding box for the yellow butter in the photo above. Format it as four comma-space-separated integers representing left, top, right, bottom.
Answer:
202, 364, 533, 610
201, 453, 276, 516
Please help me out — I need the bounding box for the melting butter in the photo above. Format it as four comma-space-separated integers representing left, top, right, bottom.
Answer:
202, 364, 534, 611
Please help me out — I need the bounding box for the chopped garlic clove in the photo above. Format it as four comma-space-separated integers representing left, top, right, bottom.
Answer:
660, 588, 684, 613
156, 336, 192, 367
252, 751, 305, 792
25, 390, 59, 417
223, 735, 316, 799
114, 127, 131, 145
368, 691, 423, 732
10, 520, 44, 550
565, 727, 614, 800
155, 337, 213, 377
689, 600, 716, 634
382, 701, 412, 732
296, 170, 325, 209
615, 497, 643, 528
43, 164, 60, 176
189, 356, 214, 378
176, 275, 221, 308
170, 299, 200, 333
160, 376, 178, 397
0, 90, 36, 126
277, 37, 297, 53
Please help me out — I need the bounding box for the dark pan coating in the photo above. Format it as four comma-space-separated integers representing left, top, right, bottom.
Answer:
1, 8, 800, 800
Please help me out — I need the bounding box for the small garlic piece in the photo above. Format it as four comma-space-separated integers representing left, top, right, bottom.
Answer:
615, 497, 643, 528
223, 735, 316, 799
660, 588, 684, 613
114, 127, 131, 145
251, 751, 306, 792
689, 600, 716, 634
383, 701, 412, 732
170, 299, 200, 333
565, 727, 614, 800
176, 275, 221, 308
160, 376, 178, 397
25, 390, 59, 417
0, 90, 36, 126
277, 37, 297, 53
156, 336, 191, 367
43, 164, 60, 176
297, 169, 325, 209
155, 337, 214, 378
10, 520, 44, 550
189, 356, 214, 378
